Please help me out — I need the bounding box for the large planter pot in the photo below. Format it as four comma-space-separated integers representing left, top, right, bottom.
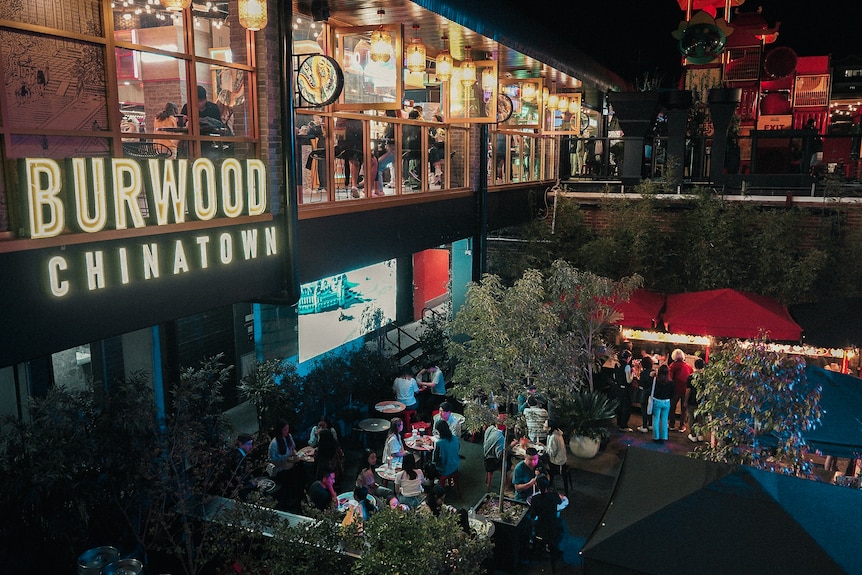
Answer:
472, 493, 531, 573
569, 434, 601, 459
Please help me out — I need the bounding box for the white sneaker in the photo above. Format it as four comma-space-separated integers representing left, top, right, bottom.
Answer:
688, 434, 698, 443
637, 426, 648, 433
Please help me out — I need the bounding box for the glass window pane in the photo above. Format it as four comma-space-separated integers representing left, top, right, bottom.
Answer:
117, 50, 188, 141
370, 119, 396, 196
193, 4, 250, 66
333, 117, 365, 200
449, 126, 467, 188
114, 8, 186, 53
194, 62, 250, 137
8, 135, 111, 159
2, 31, 109, 132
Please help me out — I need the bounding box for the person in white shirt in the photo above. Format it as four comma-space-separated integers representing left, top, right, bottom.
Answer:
523, 396, 549, 443
392, 368, 420, 411
433, 401, 461, 439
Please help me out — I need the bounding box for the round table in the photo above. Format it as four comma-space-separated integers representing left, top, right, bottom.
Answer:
337, 490, 376, 512
375, 400, 406, 414
405, 432, 436, 468
375, 463, 401, 483
359, 417, 391, 433
511, 442, 546, 459
296, 445, 316, 463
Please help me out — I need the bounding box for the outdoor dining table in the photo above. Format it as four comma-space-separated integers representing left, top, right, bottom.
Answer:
375, 400, 406, 414
404, 432, 436, 468
374, 462, 402, 485
336, 490, 377, 513
511, 441, 546, 459
296, 445, 316, 463
358, 417, 391, 448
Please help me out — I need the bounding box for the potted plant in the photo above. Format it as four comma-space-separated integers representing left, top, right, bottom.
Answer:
557, 390, 618, 459
471, 493, 531, 571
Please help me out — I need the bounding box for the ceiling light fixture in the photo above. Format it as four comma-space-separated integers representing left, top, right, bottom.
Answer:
460, 45, 476, 86
238, 0, 267, 30
369, 9, 392, 63
406, 24, 426, 74
435, 34, 453, 82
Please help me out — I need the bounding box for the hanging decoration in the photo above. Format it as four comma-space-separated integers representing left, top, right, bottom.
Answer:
161, 0, 192, 10
369, 9, 392, 63
460, 45, 476, 86
406, 24, 426, 73
435, 35, 453, 82
238, 0, 267, 31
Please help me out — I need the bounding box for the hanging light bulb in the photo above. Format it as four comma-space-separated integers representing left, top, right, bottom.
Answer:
406, 24, 426, 74
557, 95, 570, 112
161, 0, 191, 10
460, 45, 476, 86
522, 82, 536, 101
481, 67, 496, 92
568, 98, 579, 114
238, 0, 267, 30
435, 34, 453, 82
369, 9, 392, 63
547, 93, 559, 110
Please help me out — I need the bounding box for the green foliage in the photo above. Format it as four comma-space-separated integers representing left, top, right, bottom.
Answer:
418, 304, 452, 370
351, 508, 492, 575
691, 339, 821, 475
346, 346, 399, 407
239, 359, 302, 433
554, 390, 618, 441
265, 510, 349, 575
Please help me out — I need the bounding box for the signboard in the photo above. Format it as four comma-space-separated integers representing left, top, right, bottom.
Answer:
757, 114, 792, 130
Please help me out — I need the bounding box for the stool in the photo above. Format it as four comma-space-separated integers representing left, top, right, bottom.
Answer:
403, 409, 417, 427
438, 471, 462, 499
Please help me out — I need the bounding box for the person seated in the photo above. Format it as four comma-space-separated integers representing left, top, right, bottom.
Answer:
418, 483, 455, 517
351, 484, 377, 521
382, 417, 407, 469
307, 467, 338, 511
432, 401, 462, 439
356, 448, 395, 502
431, 419, 459, 481
394, 453, 426, 509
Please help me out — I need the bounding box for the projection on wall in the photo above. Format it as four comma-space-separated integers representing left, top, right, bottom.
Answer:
298, 259, 397, 362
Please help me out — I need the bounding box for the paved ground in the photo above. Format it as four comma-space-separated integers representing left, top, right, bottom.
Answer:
338, 410, 698, 575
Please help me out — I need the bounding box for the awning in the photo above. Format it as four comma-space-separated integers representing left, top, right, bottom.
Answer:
663, 288, 802, 341
804, 365, 862, 458
615, 289, 665, 329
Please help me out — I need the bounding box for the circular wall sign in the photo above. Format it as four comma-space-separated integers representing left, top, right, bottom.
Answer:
297, 54, 344, 107
496, 93, 513, 123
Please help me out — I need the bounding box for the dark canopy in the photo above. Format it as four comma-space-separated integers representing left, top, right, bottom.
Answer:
663, 288, 802, 341
582, 447, 862, 575
804, 365, 862, 458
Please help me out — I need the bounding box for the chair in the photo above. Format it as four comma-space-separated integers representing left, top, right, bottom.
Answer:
438, 470, 461, 499
122, 141, 173, 159
402, 408, 417, 428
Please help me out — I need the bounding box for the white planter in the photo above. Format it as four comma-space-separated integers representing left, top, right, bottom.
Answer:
569, 435, 600, 459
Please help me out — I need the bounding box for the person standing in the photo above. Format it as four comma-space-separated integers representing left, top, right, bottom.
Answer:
615, 348, 634, 431
528, 476, 569, 561
668, 348, 693, 432
392, 367, 420, 412
418, 363, 447, 415
636, 355, 656, 433
651, 364, 675, 443
523, 396, 549, 443
544, 420, 567, 487
513, 446, 547, 502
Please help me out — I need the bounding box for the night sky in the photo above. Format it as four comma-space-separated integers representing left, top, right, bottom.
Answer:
540, 0, 859, 87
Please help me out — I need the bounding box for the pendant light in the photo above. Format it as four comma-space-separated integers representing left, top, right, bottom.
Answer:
522, 82, 537, 102
406, 24, 426, 74
161, 0, 192, 10
460, 45, 476, 86
481, 67, 496, 92
547, 93, 559, 110
238, 0, 267, 31
369, 9, 392, 63
557, 95, 570, 113
435, 35, 453, 82
568, 98, 579, 114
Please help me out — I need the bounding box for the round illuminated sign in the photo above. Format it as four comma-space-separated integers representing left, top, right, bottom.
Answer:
297, 54, 344, 107
496, 93, 513, 123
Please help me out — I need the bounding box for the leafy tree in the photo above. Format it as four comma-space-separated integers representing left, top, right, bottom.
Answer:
239, 358, 302, 433
692, 339, 821, 476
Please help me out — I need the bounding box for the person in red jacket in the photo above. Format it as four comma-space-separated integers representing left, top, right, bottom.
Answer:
668, 348, 693, 432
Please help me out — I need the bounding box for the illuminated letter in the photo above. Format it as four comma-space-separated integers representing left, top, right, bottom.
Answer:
265, 226, 277, 255
196, 236, 210, 268
219, 232, 233, 264
85, 251, 106, 290
70, 158, 108, 233
246, 159, 267, 215
25, 158, 64, 238
147, 158, 188, 225
48, 256, 69, 297
142, 243, 160, 279
220, 159, 243, 218
111, 158, 146, 230
173, 239, 189, 274
192, 158, 217, 220
241, 228, 258, 259
118, 247, 130, 285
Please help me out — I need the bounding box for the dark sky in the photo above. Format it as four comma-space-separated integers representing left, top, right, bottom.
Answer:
542, 0, 858, 86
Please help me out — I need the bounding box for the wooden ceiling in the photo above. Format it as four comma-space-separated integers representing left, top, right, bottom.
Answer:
292, 0, 582, 89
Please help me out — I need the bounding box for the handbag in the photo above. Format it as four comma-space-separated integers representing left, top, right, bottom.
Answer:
632, 385, 648, 405
646, 377, 657, 416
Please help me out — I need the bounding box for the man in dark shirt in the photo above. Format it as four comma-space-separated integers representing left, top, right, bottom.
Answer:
307, 468, 337, 510
181, 84, 222, 123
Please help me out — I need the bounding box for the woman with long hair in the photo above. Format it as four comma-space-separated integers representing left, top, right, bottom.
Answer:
394, 453, 425, 508
153, 101, 179, 157
651, 364, 675, 443
268, 421, 299, 508
432, 418, 459, 480
382, 417, 406, 468
356, 448, 394, 501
